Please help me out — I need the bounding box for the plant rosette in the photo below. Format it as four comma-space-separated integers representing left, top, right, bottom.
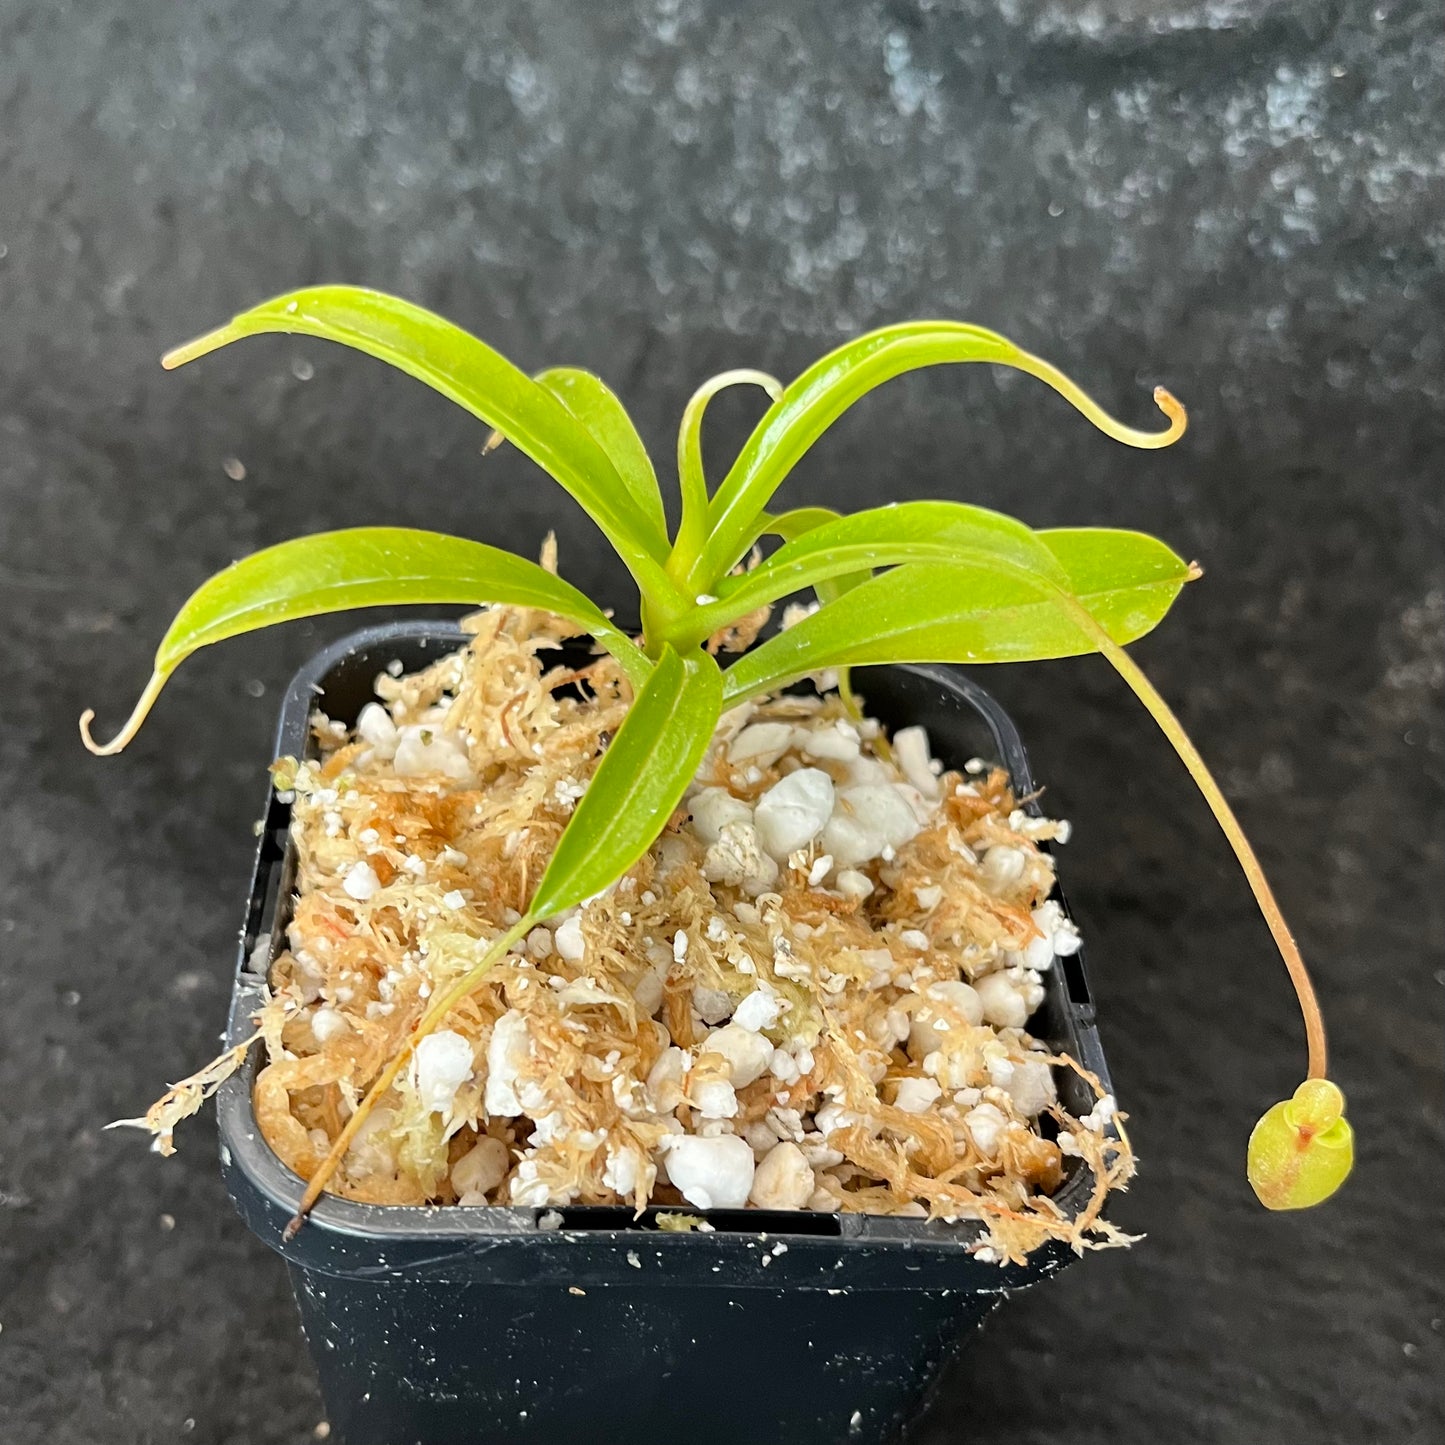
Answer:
82, 288, 1352, 1428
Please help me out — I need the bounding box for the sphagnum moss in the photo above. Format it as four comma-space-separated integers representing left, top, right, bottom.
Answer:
212, 604, 1139, 1262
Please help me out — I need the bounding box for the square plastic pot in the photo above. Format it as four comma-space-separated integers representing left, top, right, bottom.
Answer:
216, 621, 1116, 1445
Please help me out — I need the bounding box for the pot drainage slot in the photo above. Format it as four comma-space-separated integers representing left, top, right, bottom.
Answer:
241, 799, 292, 965
540, 1207, 842, 1236
1060, 951, 1093, 1010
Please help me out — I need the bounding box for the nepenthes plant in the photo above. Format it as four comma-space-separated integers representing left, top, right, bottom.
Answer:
80, 286, 1353, 1231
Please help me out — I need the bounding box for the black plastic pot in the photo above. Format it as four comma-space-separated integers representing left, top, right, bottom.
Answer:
216, 621, 1115, 1445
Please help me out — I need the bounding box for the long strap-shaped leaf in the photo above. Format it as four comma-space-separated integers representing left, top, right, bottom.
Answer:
752, 506, 868, 609
79, 528, 651, 754
688, 321, 1185, 592
673, 501, 1064, 649
530, 644, 723, 918
163, 287, 683, 613
719, 527, 1195, 705
752, 506, 845, 548
531, 366, 669, 554
673, 370, 783, 571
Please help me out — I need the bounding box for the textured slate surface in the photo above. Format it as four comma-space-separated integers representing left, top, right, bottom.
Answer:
0, 2, 1441, 1442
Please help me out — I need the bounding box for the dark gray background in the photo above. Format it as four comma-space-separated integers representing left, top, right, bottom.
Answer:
1, 1, 1442, 1442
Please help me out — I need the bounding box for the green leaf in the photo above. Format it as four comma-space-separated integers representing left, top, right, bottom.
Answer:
673, 370, 783, 570
162, 286, 682, 613
80, 528, 650, 755
529, 646, 723, 919
532, 366, 669, 555
677, 501, 1063, 650
1037, 527, 1200, 641
719, 527, 1194, 706
750, 506, 845, 548
691, 322, 1185, 591
751, 506, 863, 607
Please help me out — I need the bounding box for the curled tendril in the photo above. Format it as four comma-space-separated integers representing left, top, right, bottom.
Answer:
1087, 633, 1329, 1083
161, 325, 244, 371
79, 671, 168, 756
1149, 387, 1188, 442
1013, 351, 1188, 449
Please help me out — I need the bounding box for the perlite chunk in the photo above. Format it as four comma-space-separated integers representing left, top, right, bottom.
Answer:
702, 821, 778, 893
483, 1010, 532, 1116
753, 768, 835, 860
822, 784, 920, 867
662, 1134, 755, 1210
749, 1141, 815, 1209
412, 1030, 474, 1117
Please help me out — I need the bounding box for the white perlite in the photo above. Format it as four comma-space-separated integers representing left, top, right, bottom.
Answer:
753, 768, 835, 860
976, 971, 1033, 1029
689, 787, 753, 845
749, 1141, 815, 1209
412, 1031, 474, 1117
728, 722, 795, 766
483, 1011, 531, 1116
892, 726, 941, 800
393, 726, 474, 783
702, 1023, 774, 1087
909, 981, 984, 1057
553, 914, 586, 961
662, 1134, 756, 1210
452, 1136, 510, 1201
822, 784, 921, 867
342, 861, 381, 901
